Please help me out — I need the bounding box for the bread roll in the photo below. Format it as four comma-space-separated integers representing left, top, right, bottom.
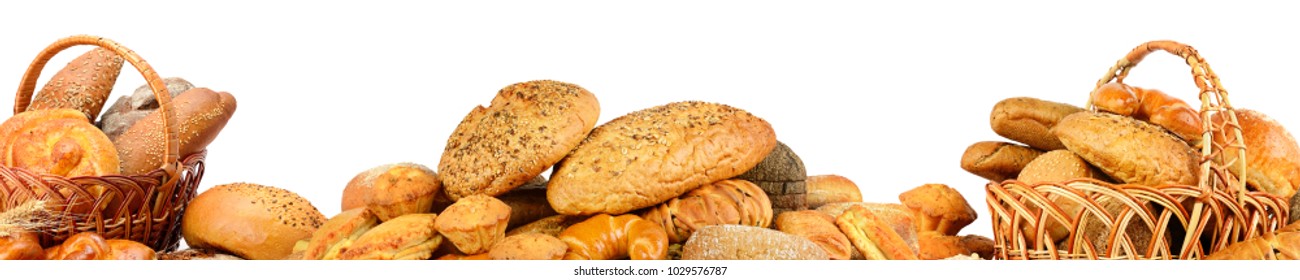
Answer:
640, 179, 773, 244
0, 109, 120, 178
989, 97, 1084, 151
114, 88, 237, 175
339, 213, 442, 260
836, 204, 918, 260
342, 163, 441, 222
181, 183, 325, 260
680, 224, 828, 260
440, 80, 600, 201
46, 232, 110, 260
559, 214, 668, 260
549, 101, 777, 215
99, 77, 192, 140
732, 141, 808, 214
106, 239, 156, 260
303, 208, 379, 260
960, 141, 1045, 182
433, 195, 511, 255
0, 231, 44, 260
1212, 109, 1300, 199
775, 210, 852, 260
898, 184, 977, 236
805, 174, 862, 209
498, 185, 558, 230
1053, 111, 1198, 187
506, 215, 587, 237
960, 234, 995, 260
488, 233, 568, 260
1017, 150, 1108, 243
28, 47, 124, 120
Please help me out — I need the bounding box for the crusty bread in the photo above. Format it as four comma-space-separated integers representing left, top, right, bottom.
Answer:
28, 47, 124, 120
960, 141, 1045, 182
682, 224, 828, 260
640, 179, 773, 244
181, 183, 325, 260
488, 233, 568, 260
775, 210, 852, 260
1052, 111, 1198, 187
114, 88, 236, 175
805, 174, 862, 209
733, 141, 808, 214
989, 97, 1084, 151
433, 195, 511, 255
1017, 150, 1109, 242
549, 101, 777, 215
440, 80, 600, 201
99, 77, 192, 140
1212, 109, 1300, 199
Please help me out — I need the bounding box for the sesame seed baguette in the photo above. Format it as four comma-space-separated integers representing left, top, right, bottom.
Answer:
27, 47, 125, 120
112, 87, 236, 176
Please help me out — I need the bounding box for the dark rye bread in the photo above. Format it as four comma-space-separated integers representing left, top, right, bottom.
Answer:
733, 141, 808, 214
439, 80, 600, 201
548, 101, 777, 215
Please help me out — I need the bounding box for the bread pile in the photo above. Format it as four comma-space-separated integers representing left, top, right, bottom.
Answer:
964, 81, 1300, 256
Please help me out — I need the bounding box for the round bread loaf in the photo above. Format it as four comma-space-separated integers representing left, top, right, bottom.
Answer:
439, 80, 600, 201
181, 183, 326, 260
1052, 111, 1198, 187
548, 101, 777, 215
733, 141, 807, 214
680, 224, 827, 260
1212, 109, 1300, 199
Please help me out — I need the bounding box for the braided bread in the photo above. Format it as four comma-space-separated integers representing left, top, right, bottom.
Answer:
640, 179, 773, 244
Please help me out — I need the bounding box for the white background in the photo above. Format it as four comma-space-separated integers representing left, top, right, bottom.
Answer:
1, 0, 1298, 274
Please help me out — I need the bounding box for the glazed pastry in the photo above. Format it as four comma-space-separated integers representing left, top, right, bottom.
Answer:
558, 214, 668, 260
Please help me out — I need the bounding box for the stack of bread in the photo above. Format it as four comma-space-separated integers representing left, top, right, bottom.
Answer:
0, 45, 238, 257
963, 81, 1300, 258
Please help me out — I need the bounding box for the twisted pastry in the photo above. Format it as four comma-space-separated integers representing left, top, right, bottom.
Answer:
640, 179, 773, 244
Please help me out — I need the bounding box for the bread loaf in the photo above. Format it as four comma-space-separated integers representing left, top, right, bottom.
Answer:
960, 141, 1044, 182
805, 174, 862, 209
99, 77, 192, 140
27, 47, 124, 120
989, 97, 1084, 151
680, 224, 828, 260
114, 88, 237, 175
732, 141, 808, 214
640, 179, 773, 244
440, 80, 600, 201
559, 214, 668, 260
1211, 109, 1300, 199
775, 210, 852, 260
181, 183, 325, 260
498, 185, 558, 230
1053, 111, 1198, 187
549, 101, 777, 215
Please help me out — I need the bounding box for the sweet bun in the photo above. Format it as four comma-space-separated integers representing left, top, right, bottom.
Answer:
181, 183, 326, 260
433, 195, 511, 254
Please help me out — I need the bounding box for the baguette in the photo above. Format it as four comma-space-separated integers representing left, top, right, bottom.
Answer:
960, 141, 1044, 182
989, 97, 1084, 151
114, 88, 236, 175
27, 47, 124, 120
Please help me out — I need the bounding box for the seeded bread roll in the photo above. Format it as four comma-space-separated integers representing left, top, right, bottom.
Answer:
440, 80, 600, 201
989, 97, 1084, 151
181, 183, 326, 260
1052, 111, 1198, 187
681, 225, 828, 260
733, 141, 808, 214
549, 101, 777, 215
27, 47, 124, 120
114, 88, 237, 175
960, 141, 1045, 182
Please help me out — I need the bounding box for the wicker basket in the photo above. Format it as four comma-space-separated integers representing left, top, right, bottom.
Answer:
985, 40, 1290, 260
0, 35, 204, 252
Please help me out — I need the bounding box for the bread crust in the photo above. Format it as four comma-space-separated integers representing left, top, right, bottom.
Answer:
439, 80, 600, 201
180, 183, 325, 260
1052, 111, 1198, 187
805, 174, 862, 209
28, 47, 124, 120
989, 97, 1083, 151
775, 210, 853, 260
680, 224, 827, 260
548, 101, 777, 215
1212, 109, 1300, 199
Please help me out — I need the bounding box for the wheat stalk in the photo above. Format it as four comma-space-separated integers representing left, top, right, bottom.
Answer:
0, 200, 58, 237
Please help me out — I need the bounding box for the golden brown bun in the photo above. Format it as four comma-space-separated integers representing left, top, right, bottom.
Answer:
506, 215, 587, 237
106, 239, 156, 260
733, 141, 808, 213
1016, 150, 1109, 242
549, 101, 777, 215
433, 195, 511, 255
1052, 111, 1198, 187
960, 141, 1045, 182
775, 210, 852, 260
640, 179, 773, 244
357, 163, 441, 221
114, 88, 237, 175
0, 231, 45, 260
303, 208, 379, 260
498, 186, 558, 230
28, 47, 124, 120
835, 204, 918, 260
339, 213, 442, 260
960, 234, 995, 260
680, 224, 828, 260
898, 184, 977, 236
558, 214, 668, 260
46, 232, 110, 260
1212, 109, 1300, 199
181, 183, 326, 260
805, 175, 862, 209
99, 77, 192, 140
917, 231, 972, 260
0, 109, 120, 178
440, 80, 600, 201
488, 233, 568, 260
990, 97, 1084, 151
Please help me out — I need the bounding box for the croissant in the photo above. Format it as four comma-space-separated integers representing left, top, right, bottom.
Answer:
1091, 82, 1202, 143
558, 214, 668, 260
640, 179, 773, 244
1205, 223, 1300, 260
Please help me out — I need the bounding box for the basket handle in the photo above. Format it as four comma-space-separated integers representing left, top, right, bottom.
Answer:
1088, 40, 1248, 195
12, 35, 180, 173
